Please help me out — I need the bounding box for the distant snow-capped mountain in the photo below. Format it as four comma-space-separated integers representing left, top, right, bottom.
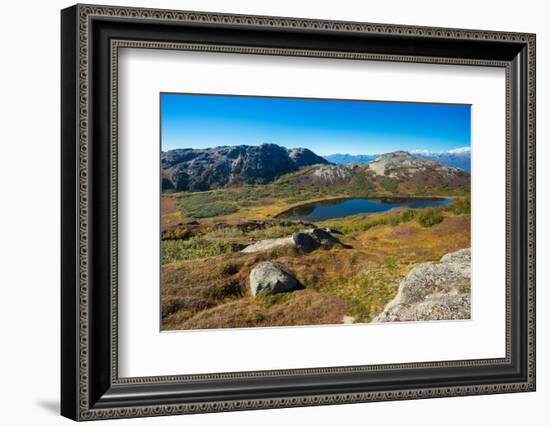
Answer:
325, 147, 471, 173
413, 147, 471, 173
448, 147, 471, 154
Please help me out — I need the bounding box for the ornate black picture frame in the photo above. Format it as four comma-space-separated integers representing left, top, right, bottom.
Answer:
61, 4, 536, 421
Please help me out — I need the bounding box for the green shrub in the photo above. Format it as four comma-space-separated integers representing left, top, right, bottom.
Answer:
319, 200, 459, 235
388, 214, 401, 226
380, 178, 399, 193
445, 196, 470, 215
322, 266, 404, 323
161, 227, 194, 241
319, 213, 402, 234
416, 208, 444, 227
182, 202, 238, 218
161, 237, 240, 264
349, 173, 376, 197
400, 209, 417, 222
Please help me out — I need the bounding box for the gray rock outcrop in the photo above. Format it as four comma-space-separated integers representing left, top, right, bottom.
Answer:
293, 228, 340, 252
373, 248, 471, 322
311, 165, 352, 183
242, 228, 341, 254
241, 236, 294, 253
249, 261, 299, 296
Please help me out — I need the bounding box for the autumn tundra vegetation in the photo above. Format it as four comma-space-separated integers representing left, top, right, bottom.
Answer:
160, 144, 471, 330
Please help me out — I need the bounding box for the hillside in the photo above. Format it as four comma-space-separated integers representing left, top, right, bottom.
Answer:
276, 151, 469, 196
160, 148, 470, 228
365, 151, 470, 188
162, 144, 470, 197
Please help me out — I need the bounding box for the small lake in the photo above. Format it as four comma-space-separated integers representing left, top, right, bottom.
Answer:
278, 197, 455, 222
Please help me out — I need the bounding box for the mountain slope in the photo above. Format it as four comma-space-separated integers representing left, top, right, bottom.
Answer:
161, 144, 329, 191
273, 150, 469, 197
162, 143, 470, 196
365, 151, 469, 190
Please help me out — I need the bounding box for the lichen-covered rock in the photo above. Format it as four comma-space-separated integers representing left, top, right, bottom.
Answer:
241, 236, 294, 253
249, 262, 299, 296
376, 294, 471, 322
291, 228, 340, 252
373, 248, 471, 322
242, 228, 341, 254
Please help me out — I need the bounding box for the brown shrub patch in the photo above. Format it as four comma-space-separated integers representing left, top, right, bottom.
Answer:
173, 291, 351, 330
161, 196, 178, 215
386, 224, 421, 240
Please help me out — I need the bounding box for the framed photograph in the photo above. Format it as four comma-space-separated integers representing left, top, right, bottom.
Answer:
61, 4, 536, 421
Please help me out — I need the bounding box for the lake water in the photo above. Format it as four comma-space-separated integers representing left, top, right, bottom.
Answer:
279, 197, 455, 222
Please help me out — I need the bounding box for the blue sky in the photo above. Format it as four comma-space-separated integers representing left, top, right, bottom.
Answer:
161, 93, 471, 155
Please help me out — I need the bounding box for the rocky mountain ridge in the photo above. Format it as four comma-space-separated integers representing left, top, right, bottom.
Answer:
367, 151, 464, 178
162, 144, 470, 192
161, 144, 328, 191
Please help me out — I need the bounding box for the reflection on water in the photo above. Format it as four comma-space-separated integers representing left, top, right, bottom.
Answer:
279, 197, 455, 222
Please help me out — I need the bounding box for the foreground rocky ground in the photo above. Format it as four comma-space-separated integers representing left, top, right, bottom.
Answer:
373, 248, 471, 322
161, 206, 471, 330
